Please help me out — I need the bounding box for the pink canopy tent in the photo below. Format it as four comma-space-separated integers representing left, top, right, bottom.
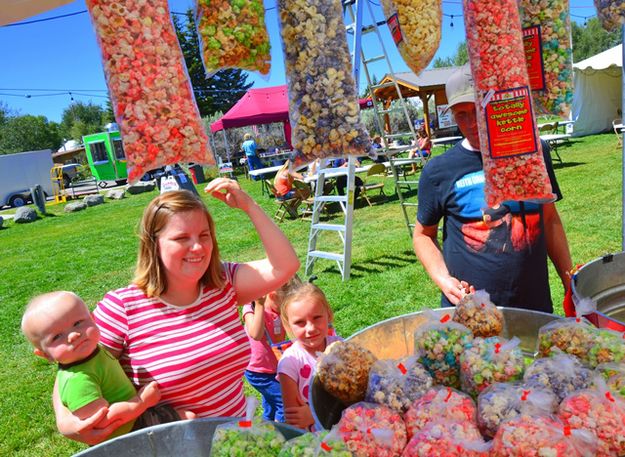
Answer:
210, 84, 373, 147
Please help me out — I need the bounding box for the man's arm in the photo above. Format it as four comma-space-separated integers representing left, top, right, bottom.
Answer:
543, 202, 573, 290
412, 221, 472, 305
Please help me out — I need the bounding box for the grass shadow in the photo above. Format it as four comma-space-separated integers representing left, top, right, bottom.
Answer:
553, 161, 586, 170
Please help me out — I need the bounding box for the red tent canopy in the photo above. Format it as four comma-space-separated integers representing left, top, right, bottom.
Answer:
210, 84, 373, 134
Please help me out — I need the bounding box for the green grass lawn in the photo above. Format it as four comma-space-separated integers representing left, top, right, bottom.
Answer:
0, 132, 622, 455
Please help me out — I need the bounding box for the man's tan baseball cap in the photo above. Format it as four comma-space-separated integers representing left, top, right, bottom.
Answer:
444, 64, 475, 112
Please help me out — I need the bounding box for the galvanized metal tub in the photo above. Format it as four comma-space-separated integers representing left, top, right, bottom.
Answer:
572, 251, 625, 325
310, 307, 560, 430
73, 418, 304, 457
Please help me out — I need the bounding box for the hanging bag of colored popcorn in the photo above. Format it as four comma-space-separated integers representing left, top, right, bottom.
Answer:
210, 397, 286, 456
477, 382, 558, 438
518, 0, 574, 118
460, 336, 525, 397
86, 0, 215, 184
453, 289, 504, 338
194, 0, 271, 77
365, 356, 433, 413
594, 0, 625, 31
558, 378, 624, 457
404, 386, 478, 439
276, 0, 372, 163
278, 428, 352, 457
491, 414, 597, 457
414, 310, 474, 387
336, 402, 407, 456
403, 420, 491, 457
462, 0, 555, 207
380, 0, 441, 76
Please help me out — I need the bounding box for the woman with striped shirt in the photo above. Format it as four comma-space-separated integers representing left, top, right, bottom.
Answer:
52, 180, 300, 444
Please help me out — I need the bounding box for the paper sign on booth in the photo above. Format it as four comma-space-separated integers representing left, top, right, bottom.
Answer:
522, 26, 546, 91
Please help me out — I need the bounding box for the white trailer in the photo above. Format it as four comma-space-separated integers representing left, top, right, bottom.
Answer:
0, 149, 54, 207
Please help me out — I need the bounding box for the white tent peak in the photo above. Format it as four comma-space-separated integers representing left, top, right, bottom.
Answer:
574, 44, 622, 72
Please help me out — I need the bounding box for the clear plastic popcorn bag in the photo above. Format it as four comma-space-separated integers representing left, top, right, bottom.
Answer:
402, 420, 491, 457
86, 0, 214, 183
210, 397, 286, 456
518, 0, 574, 117
276, 0, 372, 163
365, 356, 433, 413
195, 0, 271, 76
336, 402, 407, 457
594, 0, 625, 31
463, 0, 555, 207
453, 289, 504, 338
380, 0, 441, 76
414, 310, 474, 388
278, 428, 352, 457
523, 353, 594, 402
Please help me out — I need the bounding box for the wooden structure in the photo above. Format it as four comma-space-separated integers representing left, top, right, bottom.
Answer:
373, 67, 458, 137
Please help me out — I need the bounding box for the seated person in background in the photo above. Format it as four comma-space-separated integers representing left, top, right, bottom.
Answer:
408, 128, 432, 173
330, 157, 363, 199
22, 291, 191, 441
274, 159, 311, 200
371, 136, 386, 163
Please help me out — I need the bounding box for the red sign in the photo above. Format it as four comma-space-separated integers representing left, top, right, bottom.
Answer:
387, 14, 403, 45
484, 87, 538, 159
523, 26, 546, 91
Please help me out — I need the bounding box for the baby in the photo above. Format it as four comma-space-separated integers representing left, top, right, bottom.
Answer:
22, 291, 185, 440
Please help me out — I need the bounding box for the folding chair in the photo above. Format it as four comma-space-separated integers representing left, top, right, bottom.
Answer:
538, 122, 562, 163
359, 163, 388, 207
265, 180, 301, 222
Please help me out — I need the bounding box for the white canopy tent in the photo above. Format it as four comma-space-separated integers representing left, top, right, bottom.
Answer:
572, 44, 623, 137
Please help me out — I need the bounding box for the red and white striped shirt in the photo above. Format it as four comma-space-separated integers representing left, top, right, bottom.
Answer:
93, 263, 251, 418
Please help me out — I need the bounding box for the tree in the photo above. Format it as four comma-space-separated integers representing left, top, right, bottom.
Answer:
0, 115, 61, 154
572, 18, 621, 62
60, 101, 106, 142
173, 10, 252, 117
433, 42, 468, 68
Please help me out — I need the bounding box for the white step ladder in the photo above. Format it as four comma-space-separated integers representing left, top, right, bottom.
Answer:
344, 0, 423, 238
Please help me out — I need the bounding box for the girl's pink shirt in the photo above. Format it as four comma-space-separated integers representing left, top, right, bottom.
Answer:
242, 303, 286, 374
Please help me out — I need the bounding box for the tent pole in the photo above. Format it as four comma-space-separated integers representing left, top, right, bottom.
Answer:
622, 25, 625, 250
222, 130, 231, 163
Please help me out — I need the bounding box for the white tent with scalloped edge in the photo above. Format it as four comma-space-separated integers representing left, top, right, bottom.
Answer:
572, 44, 622, 137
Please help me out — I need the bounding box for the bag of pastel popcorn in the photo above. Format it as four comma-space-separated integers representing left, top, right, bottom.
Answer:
278, 428, 352, 457
379, 0, 441, 76
365, 356, 433, 413
414, 310, 473, 387
460, 336, 525, 397
524, 353, 594, 402
594, 0, 625, 31
404, 386, 477, 440
558, 378, 625, 456
336, 402, 407, 457
596, 362, 625, 398
195, 0, 271, 76
86, 0, 214, 183
536, 312, 597, 361
317, 340, 377, 405
477, 382, 558, 438
276, 0, 373, 163
462, 0, 555, 207
517, 0, 574, 118
210, 397, 286, 456
453, 290, 504, 338
402, 420, 491, 457
491, 414, 597, 457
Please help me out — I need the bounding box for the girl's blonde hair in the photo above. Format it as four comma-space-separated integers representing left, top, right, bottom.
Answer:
133, 190, 223, 297
279, 282, 334, 329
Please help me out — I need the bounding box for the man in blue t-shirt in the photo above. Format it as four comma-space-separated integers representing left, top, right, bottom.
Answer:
413, 65, 573, 313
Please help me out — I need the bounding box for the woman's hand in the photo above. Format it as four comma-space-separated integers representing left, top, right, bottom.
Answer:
204, 178, 254, 212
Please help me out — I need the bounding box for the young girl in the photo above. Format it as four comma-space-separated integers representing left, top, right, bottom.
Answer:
242, 277, 302, 422
277, 283, 341, 430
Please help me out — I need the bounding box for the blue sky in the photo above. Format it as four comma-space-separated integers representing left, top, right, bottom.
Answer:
0, 0, 597, 123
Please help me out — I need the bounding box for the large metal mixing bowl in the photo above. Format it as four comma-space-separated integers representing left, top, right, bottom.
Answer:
572, 251, 625, 324
310, 307, 560, 430
74, 418, 304, 457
